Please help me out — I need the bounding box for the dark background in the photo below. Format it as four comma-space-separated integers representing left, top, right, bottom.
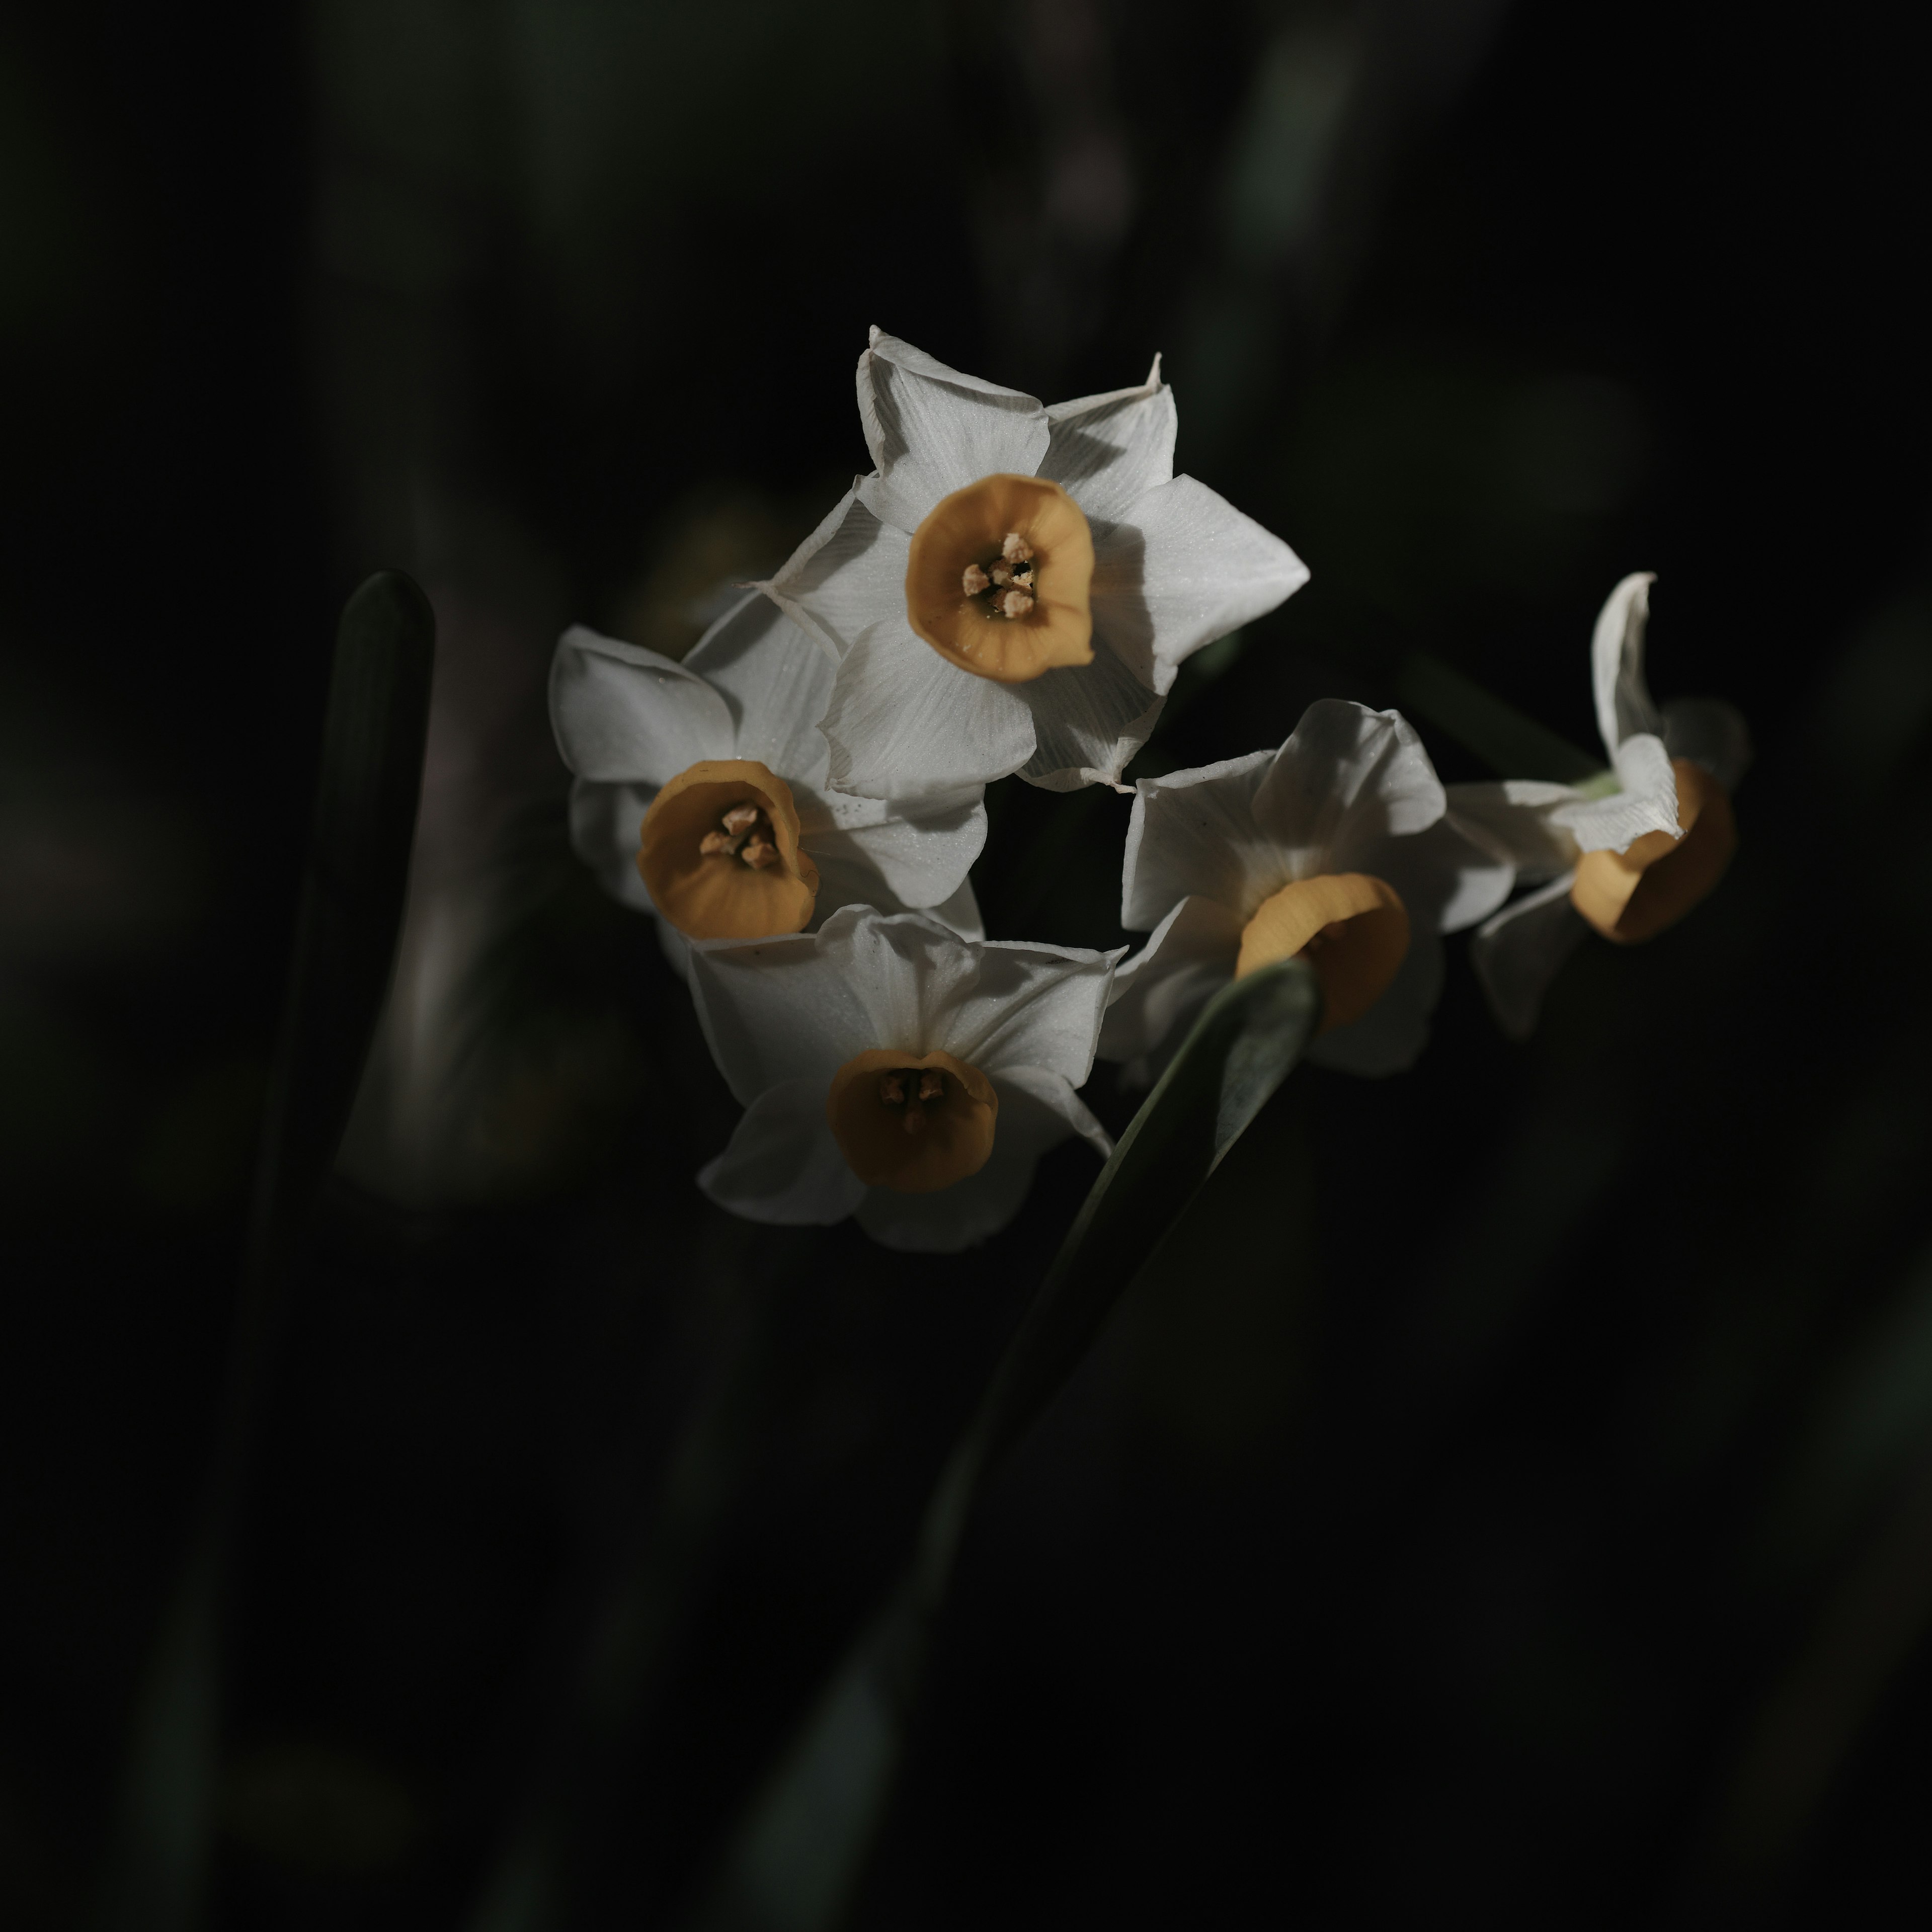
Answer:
5, 0, 1932, 1925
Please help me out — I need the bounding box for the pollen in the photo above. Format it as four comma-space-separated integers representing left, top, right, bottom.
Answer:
878, 1064, 950, 1136
963, 534, 1039, 621
697, 800, 781, 869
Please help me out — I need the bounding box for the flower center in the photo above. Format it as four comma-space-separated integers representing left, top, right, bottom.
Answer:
825, 1048, 999, 1193
698, 801, 781, 870
904, 473, 1096, 684
636, 758, 820, 942
1570, 757, 1736, 943
960, 530, 1038, 621
1235, 872, 1410, 1034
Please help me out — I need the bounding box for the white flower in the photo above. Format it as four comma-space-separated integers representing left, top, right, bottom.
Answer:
1451, 574, 1751, 1039
688, 907, 1120, 1254
551, 590, 986, 971
760, 329, 1309, 802
1098, 701, 1514, 1079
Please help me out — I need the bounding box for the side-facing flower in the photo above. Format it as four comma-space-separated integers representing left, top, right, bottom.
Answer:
551, 590, 986, 967
689, 907, 1119, 1254
1452, 574, 1751, 1039
762, 329, 1309, 801
1099, 701, 1514, 1079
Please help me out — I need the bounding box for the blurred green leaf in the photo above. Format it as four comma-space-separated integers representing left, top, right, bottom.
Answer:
1395, 649, 1601, 783
683, 958, 1321, 1932
95, 573, 434, 1932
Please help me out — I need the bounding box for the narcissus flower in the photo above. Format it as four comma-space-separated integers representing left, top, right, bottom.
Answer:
761, 329, 1309, 801
1099, 701, 1514, 1078
551, 591, 986, 964
688, 907, 1119, 1253
1451, 574, 1750, 1039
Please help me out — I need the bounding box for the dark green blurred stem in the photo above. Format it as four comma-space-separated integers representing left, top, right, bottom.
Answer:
1394, 650, 1603, 782
93, 575, 435, 1932
682, 959, 1322, 1932
466, 1224, 822, 1932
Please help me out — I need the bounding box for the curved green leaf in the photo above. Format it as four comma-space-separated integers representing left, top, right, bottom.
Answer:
94, 572, 435, 1932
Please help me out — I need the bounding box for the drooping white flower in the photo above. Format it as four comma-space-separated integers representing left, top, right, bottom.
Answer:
688, 906, 1119, 1254
551, 590, 986, 970
760, 329, 1309, 802
1099, 701, 1514, 1079
1450, 574, 1750, 1039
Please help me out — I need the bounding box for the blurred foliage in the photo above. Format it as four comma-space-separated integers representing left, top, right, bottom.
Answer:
4, 1, 1932, 1929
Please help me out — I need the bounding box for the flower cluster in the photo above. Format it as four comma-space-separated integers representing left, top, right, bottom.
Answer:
552, 335, 1744, 1250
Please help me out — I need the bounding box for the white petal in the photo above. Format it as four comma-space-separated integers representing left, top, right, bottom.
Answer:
685, 591, 835, 792
1664, 697, 1752, 792
1553, 731, 1680, 853
1120, 749, 1279, 929
656, 920, 692, 981
1019, 645, 1165, 792
1097, 894, 1242, 1064
568, 777, 657, 914
1362, 814, 1516, 937
1469, 873, 1587, 1041
938, 937, 1122, 1088
1442, 779, 1585, 880
1253, 702, 1446, 865
803, 797, 987, 912
819, 625, 1035, 802
854, 330, 1050, 533
925, 876, 984, 941
1305, 932, 1444, 1078
687, 926, 878, 1106
1590, 572, 1665, 754
698, 1079, 866, 1227
831, 908, 1118, 1087
549, 625, 734, 784
1089, 475, 1309, 695
853, 1066, 1106, 1253
691, 909, 1114, 1109
761, 488, 906, 663
1039, 358, 1177, 523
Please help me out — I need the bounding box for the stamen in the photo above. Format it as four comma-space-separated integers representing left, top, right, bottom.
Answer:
903, 1108, 926, 1136
959, 527, 1046, 623
878, 1073, 906, 1106
699, 799, 784, 870
917, 1070, 944, 1101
